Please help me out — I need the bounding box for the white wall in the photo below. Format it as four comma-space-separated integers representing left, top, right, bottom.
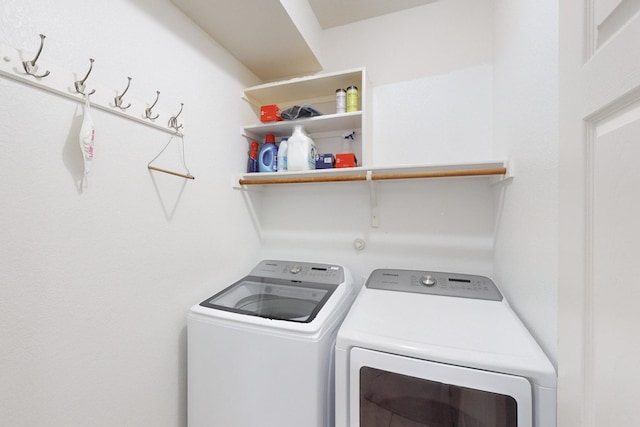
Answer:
0, 1, 260, 426
492, 0, 559, 364
316, 0, 495, 167
316, 0, 494, 86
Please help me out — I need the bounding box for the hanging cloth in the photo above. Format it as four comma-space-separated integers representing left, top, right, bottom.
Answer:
78, 93, 95, 188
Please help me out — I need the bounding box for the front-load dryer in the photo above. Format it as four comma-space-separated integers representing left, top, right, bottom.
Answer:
335, 269, 556, 427
188, 260, 354, 427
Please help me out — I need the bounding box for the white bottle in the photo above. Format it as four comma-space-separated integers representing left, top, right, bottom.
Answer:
277, 137, 288, 172
286, 125, 317, 171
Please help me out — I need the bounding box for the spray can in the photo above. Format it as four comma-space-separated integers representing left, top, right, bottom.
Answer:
336, 88, 346, 114
346, 85, 359, 112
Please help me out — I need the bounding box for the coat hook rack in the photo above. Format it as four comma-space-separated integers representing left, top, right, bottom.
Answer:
74, 58, 96, 95
114, 76, 132, 110
22, 34, 50, 78
168, 103, 184, 132
145, 91, 160, 120
1, 40, 183, 135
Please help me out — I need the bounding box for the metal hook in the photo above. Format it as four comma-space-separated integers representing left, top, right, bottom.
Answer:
22, 34, 51, 78
168, 103, 184, 131
145, 91, 160, 120
114, 77, 132, 110
74, 58, 96, 95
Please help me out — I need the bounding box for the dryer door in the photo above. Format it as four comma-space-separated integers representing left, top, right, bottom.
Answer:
349, 347, 533, 427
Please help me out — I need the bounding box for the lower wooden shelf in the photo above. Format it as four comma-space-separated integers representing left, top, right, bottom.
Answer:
235, 162, 508, 187
234, 161, 510, 227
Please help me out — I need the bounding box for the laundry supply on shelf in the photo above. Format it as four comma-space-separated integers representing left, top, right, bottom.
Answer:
287, 125, 317, 171
258, 134, 277, 172
247, 141, 259, 173
277, 137, 288, 172
315, 154, 335, 169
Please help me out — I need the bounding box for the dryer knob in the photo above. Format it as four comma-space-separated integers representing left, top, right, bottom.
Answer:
420, 275, 437, 287
289, 265, 302, 274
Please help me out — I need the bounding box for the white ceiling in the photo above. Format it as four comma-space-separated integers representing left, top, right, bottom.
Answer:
172, 0, 323, 81
171, 0, 439, 81
308, 0, 439, 29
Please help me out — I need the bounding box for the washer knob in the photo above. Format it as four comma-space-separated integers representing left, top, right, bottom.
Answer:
289, 265, 302, 274
420, 275, 437, 287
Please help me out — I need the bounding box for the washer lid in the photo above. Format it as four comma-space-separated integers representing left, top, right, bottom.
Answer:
200, 276, 337, 323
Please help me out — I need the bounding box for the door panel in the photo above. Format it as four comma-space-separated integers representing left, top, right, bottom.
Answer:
560, 0, 640, 425
595, 0, 640, 47
592, 114, 640, 425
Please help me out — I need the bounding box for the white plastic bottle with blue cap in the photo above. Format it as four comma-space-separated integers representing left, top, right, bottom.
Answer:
287, 125, 317, 171
258, 134, 277, 172
277, 137, 288, 172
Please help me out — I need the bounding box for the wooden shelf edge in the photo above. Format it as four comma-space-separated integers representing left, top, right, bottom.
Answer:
238, 166, 507, 186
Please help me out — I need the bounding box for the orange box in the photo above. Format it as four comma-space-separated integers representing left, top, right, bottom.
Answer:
260, 105, 282, 122
335, 153, 357, 168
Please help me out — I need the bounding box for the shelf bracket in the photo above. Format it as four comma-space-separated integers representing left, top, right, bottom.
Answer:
367, 170, 379, 227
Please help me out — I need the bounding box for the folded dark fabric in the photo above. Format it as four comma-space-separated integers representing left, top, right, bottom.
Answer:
280, 105, 323, 120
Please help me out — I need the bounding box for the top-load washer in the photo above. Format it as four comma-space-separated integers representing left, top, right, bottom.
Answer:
188, 260, 354, 427
335, 268, 556, 427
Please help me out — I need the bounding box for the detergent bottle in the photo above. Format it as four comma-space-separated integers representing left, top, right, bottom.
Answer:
258, 134, 277, 172
286, 125, 317, 171
277, 137, 288, 172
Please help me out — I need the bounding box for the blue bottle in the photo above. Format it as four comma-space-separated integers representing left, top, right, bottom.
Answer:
247, 141, 259, 173
258, 134, 277, 172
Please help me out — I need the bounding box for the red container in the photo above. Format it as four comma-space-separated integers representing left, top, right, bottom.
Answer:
260, 105, 282, 122
335, 153, 357, 168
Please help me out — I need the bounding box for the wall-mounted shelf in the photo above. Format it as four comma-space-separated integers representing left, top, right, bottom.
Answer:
235, 161, 508, 187
234, 161, 510, 227
242, 68, 371, 167
238, 70, 509, 228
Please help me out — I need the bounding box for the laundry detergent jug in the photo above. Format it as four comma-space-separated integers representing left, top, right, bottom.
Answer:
286, 125, 317, 171
258, 134, 277, 172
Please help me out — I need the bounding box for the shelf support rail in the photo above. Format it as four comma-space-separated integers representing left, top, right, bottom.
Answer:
367, 170, 379, 227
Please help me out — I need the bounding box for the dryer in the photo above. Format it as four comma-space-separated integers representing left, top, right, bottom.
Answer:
335, 269, 556, 427
188, 260, 354, 427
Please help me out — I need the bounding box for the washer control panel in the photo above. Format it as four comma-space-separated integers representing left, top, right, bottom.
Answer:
366, 269, 502, 301
250, 260, 345, 285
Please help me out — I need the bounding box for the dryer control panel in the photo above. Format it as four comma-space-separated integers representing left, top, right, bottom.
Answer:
365, 269, 502, 301
250, 260, 345, 285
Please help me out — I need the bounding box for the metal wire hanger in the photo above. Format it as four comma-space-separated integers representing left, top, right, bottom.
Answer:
147, 134, 195, 180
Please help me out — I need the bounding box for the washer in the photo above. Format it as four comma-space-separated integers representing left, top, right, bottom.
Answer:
188, 260, 354, 427
335, 269, 556, 427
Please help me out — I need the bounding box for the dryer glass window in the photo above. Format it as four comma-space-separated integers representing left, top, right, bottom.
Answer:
200, 277, 336, 323
360, 367, 518, 426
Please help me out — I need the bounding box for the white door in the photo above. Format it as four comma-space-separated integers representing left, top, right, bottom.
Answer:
559, 1, 640, 426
